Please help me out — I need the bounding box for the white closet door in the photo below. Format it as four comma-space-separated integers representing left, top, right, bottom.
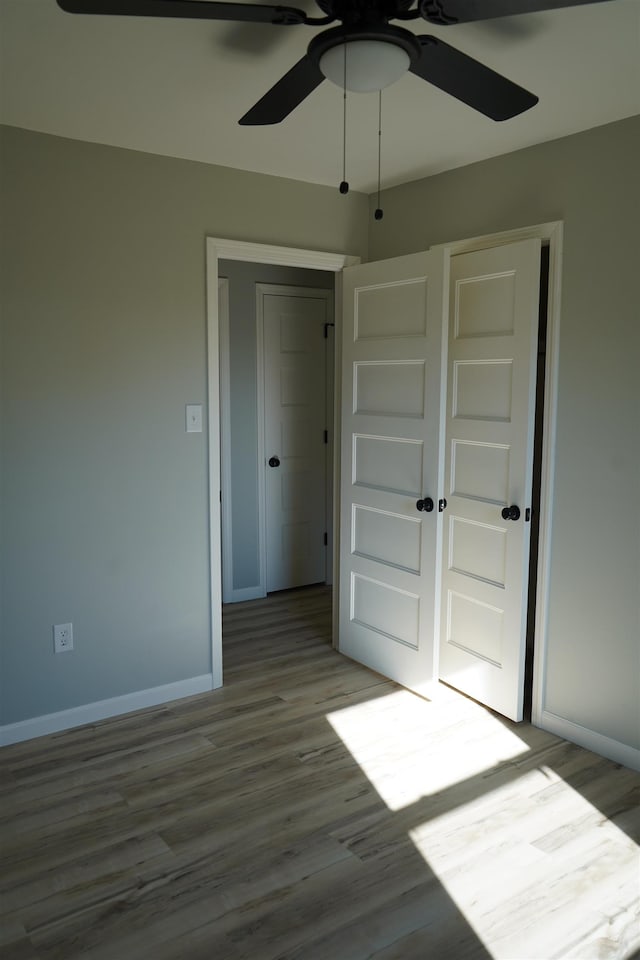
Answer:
263, 292, 328, 593
338, 251, 445, 697
439, 239, 541, 721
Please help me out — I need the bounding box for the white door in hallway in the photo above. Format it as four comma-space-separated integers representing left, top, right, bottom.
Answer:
338, 252, 445, 697
438, 239, 541, 721
263, 290, 330, 593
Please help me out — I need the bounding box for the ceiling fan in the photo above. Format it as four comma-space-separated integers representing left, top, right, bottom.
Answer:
56, 0, 613, 125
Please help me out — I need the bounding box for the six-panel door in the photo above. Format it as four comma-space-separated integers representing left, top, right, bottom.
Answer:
264, 293, 329, 592
339, 240, 541, 721
438, 240, 541, 720
339, 252, 445, 697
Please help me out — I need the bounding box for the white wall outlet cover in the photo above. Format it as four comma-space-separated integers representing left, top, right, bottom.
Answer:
54, 622, 73, 653
186, 404, 203, 433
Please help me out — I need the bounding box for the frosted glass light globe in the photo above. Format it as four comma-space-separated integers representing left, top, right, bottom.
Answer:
319, 40, 411, 93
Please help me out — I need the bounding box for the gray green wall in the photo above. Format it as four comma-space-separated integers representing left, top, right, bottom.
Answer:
2, 116, 638, 757
0, 125, 367, 725
219, 260, 334, 593
369, 116, 640, 752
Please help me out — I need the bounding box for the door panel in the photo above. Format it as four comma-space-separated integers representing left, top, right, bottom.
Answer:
354, 360, 426, 418
439, 239, 541, 721
339, 253, 445, 696
352, 505, 423, 574
264, 293, 328, 592
354, 433, 424, 496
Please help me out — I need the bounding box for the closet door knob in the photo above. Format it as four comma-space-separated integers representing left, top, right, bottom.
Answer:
501, 504, 521, 521
268, 456, 280, 468
416, 497, 434, 513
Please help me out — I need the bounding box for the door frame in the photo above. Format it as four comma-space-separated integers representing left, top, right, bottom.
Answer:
206, 224, 561, 729
432, 221, 563, 726
206, 238, 360, 686
256, 283, 335, 597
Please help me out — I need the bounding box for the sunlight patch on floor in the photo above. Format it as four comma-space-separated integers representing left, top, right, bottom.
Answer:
325, 686, 529, 812
408, 770, 640, 959
326, 686, 639, 959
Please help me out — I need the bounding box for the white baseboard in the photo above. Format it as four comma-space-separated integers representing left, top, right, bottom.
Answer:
0, 674, 215, 747
539, 710, 640, 772
224, 586, 265, 604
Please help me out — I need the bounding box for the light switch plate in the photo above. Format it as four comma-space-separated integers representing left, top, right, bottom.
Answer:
186, 404, 203, 433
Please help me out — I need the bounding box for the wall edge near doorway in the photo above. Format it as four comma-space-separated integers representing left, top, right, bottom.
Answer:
540, 710, 640, 772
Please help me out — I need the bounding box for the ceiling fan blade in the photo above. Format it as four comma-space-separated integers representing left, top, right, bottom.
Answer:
56, 0, 308, 25
410, 35, 538, 120
420, 0, 613, 26
239, 55, 324, 125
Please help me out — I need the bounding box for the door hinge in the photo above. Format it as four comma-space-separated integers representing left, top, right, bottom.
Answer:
324, 322, 335, 339
323, 429, 328, 444
219, 490, 222, 503
323, 532, 328, 546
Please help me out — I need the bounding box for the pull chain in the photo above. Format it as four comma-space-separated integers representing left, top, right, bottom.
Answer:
339, 44, 349, 195
374, 90, 383, 220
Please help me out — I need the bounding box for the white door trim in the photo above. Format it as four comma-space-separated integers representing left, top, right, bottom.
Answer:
206, 238, 359, 686
433, 221, 563, 727
218, 277, 238, 604
256, 283, 334, 598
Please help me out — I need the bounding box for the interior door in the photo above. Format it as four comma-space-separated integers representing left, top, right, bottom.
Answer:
438, 239, 541, 721
338, 252, 445, 696
263, 290, 328, 593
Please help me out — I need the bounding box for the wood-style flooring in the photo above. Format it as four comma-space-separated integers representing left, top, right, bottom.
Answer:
1, 585, 638, 960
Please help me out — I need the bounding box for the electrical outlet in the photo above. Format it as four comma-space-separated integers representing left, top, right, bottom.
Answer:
54, 622, 73, 653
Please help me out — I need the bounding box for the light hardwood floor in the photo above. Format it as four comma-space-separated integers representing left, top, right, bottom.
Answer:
1, 585, 638, 960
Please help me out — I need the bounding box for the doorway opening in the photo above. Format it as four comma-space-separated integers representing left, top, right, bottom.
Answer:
222, 584, 334, 686
220, 271, 338, 670
218, 264, 335, 603
206, 239, 357, 686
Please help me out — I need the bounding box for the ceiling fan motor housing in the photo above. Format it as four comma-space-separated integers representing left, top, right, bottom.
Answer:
315, 0, 416, 20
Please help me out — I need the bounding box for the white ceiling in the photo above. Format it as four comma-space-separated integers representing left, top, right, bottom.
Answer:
1, 0, 638, 193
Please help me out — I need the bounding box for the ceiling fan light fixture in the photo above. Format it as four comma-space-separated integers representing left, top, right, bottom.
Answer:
319, 40, 410, 93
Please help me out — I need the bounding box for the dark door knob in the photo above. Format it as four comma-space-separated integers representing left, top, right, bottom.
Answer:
501, 504, 521, 521
268, 456, 280, 468
439, 498, 447, 512
416, 497, 434, 513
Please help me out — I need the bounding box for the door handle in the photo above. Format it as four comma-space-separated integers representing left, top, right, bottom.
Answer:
416, 497, 434, 513
439, 498, 447, 512
501, 504, 521, 521
268, 456, 280, 468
